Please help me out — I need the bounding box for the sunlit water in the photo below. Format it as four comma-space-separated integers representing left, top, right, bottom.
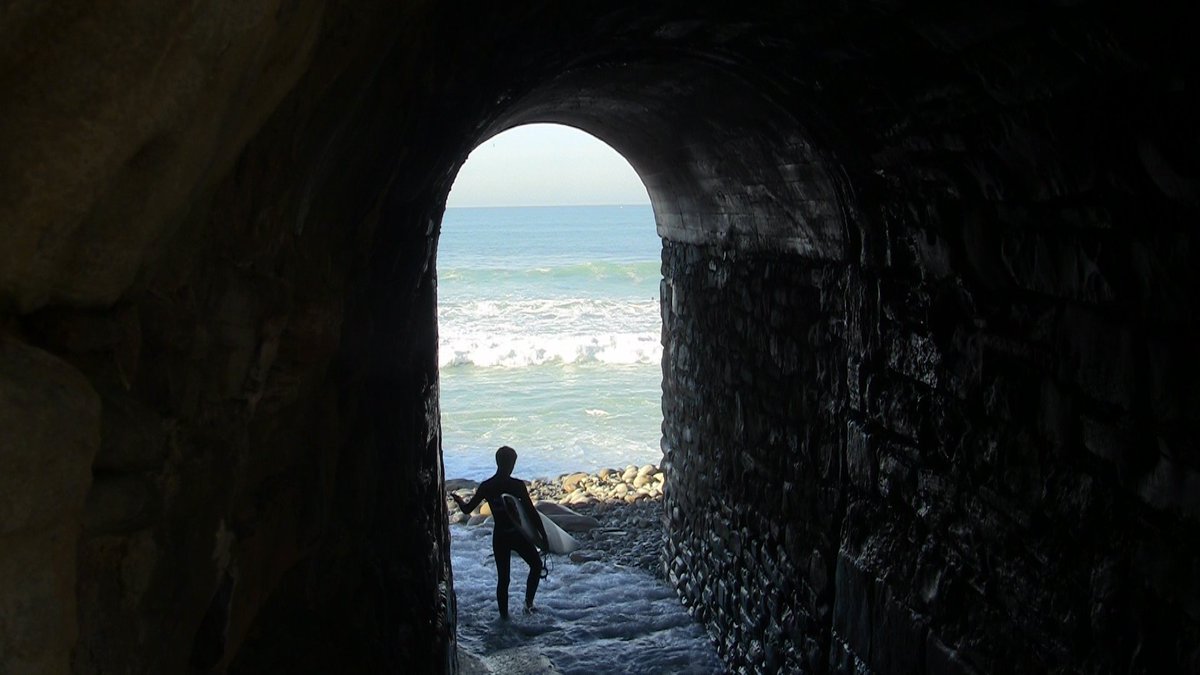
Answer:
439, 205, 665, 480
451, 525, 724, 674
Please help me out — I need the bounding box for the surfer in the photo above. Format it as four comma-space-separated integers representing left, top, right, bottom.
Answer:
452, 445, 548, 619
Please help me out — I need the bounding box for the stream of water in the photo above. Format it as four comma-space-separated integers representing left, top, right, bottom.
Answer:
451, 524, 724, 674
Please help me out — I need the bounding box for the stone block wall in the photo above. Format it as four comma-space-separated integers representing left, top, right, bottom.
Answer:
822, 16, 1200, 671
664, 209, 1199, 673
662, 63, 1200, 675
662, 240, 848, 673
659, 5, 1199, 674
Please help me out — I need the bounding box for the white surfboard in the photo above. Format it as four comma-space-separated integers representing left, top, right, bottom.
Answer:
501, 493, 579, 554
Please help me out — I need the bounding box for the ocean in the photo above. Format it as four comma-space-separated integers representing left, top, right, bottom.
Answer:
438, 204, 664, 481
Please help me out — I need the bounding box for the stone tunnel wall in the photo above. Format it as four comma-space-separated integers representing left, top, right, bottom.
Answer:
663, 187, 1200, 675
823, 85, 1200, 672
660, 9, 1200, 672
662, 241, 849, 673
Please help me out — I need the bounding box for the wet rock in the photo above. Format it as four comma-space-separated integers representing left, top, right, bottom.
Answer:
446, 478, 480, 492
534, 502, 582, 517
561, 472, 589, 492
482, 646, 560, 674
477, 468, 670, 576
457, 647, 491, 675
549, 515, 600, 533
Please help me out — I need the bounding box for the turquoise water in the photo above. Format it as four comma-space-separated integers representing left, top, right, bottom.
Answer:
438, 205, 664, 480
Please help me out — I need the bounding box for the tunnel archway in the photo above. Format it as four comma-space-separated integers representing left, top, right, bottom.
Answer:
428, 53, 857, 672
450, 57, 852, 261
432, 67, 851, 662
257, 10, 1197, 671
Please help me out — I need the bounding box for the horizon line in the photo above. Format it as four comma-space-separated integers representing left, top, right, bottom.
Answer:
445, 202, 652, 209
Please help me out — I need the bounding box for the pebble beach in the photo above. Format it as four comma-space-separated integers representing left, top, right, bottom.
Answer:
445, 465, 724, 674
446, 463, 669, 576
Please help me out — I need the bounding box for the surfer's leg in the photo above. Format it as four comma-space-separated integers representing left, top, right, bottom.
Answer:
513, 536, 542, 610
493, 534, 512, 619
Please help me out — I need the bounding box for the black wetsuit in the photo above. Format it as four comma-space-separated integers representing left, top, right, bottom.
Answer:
460, 474, 545, 618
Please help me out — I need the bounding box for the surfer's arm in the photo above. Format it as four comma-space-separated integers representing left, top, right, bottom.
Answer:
454, 491, 483, 514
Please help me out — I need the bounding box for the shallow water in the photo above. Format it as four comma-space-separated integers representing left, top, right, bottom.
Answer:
451, 524, 724, 674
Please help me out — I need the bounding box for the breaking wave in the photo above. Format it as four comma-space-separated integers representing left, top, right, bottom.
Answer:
439, 332, 661, 368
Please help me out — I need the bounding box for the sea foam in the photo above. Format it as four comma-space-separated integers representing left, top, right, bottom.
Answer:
439, 332, 661, 368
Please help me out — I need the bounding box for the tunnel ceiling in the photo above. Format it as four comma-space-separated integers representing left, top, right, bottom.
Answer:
9, 1, 1189, 314
489, 57, 849, 259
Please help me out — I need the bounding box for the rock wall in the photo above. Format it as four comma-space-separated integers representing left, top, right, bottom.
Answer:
2, 2, 458, 672
0, 338, 99, 674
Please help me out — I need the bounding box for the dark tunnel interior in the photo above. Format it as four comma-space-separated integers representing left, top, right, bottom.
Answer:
0, 2, 1197, 673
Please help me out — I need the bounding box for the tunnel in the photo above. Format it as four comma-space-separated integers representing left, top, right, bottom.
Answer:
1, 2, 1197, 674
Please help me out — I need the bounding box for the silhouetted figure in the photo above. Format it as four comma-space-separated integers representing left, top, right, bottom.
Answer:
452, 445, 548, 619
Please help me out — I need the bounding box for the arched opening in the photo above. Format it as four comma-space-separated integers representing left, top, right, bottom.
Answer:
439, 124, 727, 670
438, 123, 661, 480
435, 57, 853, 672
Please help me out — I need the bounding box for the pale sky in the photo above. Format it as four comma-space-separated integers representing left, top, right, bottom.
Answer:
446, 124, 651, 207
